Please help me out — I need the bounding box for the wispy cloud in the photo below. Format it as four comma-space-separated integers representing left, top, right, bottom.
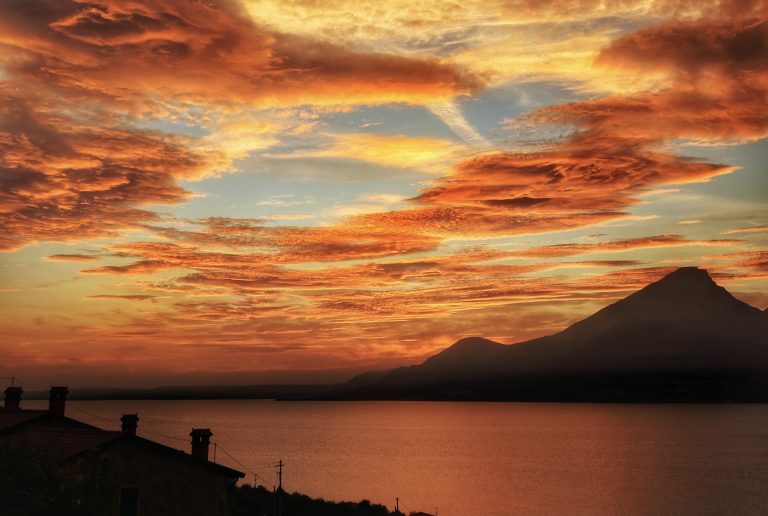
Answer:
46, 254, 99, 262
428, 101, 490, 147
508, 235, 742, 258
722, 225, 768, 235
274, 132, 470, 172
87, 294, 157, 302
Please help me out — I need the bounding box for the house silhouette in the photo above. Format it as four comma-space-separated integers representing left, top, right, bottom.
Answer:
0, 385, 244, 516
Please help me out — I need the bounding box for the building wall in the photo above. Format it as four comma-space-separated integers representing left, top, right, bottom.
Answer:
63, 440, 233, 516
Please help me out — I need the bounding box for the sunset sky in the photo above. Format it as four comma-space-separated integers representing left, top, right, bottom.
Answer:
1, 0, 766, 387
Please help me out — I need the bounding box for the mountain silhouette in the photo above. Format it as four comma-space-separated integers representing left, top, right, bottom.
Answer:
330, 267, 768, 401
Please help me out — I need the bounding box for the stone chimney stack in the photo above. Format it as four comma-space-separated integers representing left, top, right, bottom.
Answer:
49, 386, 69, 416
190, 428, 213, 461
4, 386, 22, 411
121, 413, 139, 436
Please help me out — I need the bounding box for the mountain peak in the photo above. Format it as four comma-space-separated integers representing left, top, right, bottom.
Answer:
452, 336, 500, 348
664, 266, 709, 277
635, 267, 730, 304
655, 266, 715, 286
566, 267, 761, 337
421, 336, 505, 368
636, 266, 731, 305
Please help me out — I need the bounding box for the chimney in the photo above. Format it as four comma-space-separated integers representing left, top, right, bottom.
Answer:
121, 413, 139, 436
4, 386, 22, 411
49, 386, 69, 416
190, 428, 213, 461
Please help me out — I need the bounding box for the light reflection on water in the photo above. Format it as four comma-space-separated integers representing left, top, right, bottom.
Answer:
26, 400, 768, 516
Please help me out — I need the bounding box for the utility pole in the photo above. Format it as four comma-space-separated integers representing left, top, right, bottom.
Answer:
395, 497, 400, 514
275, 460, 283, 490
10, 376, 14, 387
274, 460, 284, 516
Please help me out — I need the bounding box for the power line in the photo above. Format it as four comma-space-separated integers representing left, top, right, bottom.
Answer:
48, 397, 191, 444
68, 404, 180, 441
4, 376, 40, 390
216, 443, 275, 489
67, 405, 180, 442
140, 428, 189, 443
66, 404, 116, 425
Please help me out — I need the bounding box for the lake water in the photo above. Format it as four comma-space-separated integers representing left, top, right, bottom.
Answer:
26, 400, 768, 515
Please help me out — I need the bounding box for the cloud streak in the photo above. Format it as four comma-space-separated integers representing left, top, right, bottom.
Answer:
722, 225, 768, 235
509, 235, 742, 258
87, 294, 157, 301
46, 254, 99, 262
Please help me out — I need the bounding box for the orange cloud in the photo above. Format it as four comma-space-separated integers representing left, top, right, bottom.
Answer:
82, 261, 170, 275
148, 218, 443, 263
172, 299, 290, 320
46, 254, 99, 262
87, 294, 157, 301
78, 231, 648, 326
0, 0, 480, 112
722, 225, 768, 234
384, 9, 764, 245
350, 135, 732, 238
0, 0, 483, 253
3, 0, 752, 256
0, 88, 226, 251
499, 0, 765, 22
390, 9, 766, 241
719, 251, 768, 274
282, 133, 468, 172
510, 235, 742, 258
533, 13, 768, 142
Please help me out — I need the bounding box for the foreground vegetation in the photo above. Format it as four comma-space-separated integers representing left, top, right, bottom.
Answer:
230, 485, 403, 516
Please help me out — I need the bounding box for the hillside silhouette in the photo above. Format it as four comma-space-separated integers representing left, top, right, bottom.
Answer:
328, 267, 768, 401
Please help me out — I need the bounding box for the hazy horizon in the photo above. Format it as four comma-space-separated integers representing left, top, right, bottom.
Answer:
9, 266, 767, 390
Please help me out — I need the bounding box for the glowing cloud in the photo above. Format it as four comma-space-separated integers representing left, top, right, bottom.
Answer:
0, 0, 480, 112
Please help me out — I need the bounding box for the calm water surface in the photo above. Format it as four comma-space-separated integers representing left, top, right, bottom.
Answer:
28, 400, 768, 515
